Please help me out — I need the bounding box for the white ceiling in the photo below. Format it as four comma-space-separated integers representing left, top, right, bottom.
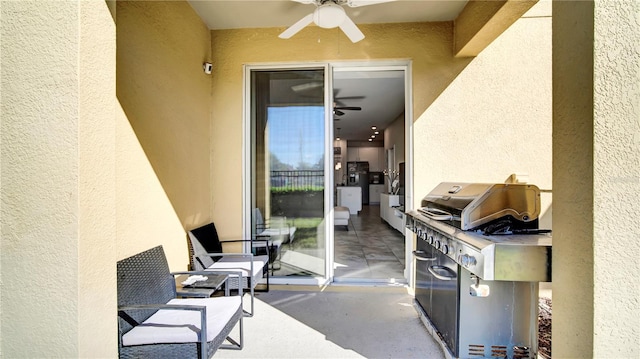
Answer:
187, 0, 469, 141
188, 1, 468, 30
332, 69, 405, 142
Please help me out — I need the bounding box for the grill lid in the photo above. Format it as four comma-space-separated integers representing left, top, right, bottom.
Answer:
419, 182, 541, 231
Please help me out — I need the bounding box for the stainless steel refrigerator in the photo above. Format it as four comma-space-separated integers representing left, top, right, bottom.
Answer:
346, 161, 369, 205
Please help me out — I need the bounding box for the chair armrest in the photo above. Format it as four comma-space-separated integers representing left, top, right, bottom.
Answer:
220, 238, 270, 250
172, 270, 245, 279
202, 252, 255, 260
119, 303, 206, 312
171, 270, 216, 276
219, 238, 268, 244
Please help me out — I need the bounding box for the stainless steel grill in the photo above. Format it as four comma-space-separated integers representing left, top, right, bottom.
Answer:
408, 181, 552, 359
418, 182, 541, 232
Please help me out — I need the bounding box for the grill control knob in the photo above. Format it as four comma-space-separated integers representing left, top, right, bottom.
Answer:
461, 254, 477, 267
428, 235, 434, 245
434, 240, 441, 250
441, 244, 449, 255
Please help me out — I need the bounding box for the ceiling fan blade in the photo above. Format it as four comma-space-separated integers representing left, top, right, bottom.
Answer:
292, 81, 323, 92
335, 96, 365, 102
346, 0, 395, 7
339, 16, 365, 43
335, 106, 362, 111
334, 110, 345, 116
279, 13, 314, 39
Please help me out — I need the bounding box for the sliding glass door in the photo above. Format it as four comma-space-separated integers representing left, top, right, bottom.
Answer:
246, 66, 331, 282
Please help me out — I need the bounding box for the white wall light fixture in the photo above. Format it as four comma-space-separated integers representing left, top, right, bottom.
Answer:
203, 62, 212, 75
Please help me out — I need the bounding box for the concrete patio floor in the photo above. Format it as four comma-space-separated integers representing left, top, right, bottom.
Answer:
216, 285, 445, 359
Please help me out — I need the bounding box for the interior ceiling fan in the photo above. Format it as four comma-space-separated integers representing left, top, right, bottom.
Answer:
279, 0, 395, 43
334, 102, 361, 116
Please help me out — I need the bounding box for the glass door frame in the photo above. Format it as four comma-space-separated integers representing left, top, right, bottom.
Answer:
242, 60, 414, 286
243, 63, 334, 286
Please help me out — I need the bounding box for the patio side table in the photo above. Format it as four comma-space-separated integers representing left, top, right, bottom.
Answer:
175, 273, 229, 298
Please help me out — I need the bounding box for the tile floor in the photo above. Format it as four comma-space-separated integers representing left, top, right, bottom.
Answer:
334, 204, 406, 282
270, 204, 407, 282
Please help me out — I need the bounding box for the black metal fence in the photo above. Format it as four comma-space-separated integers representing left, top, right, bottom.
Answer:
271, 170, 324, 190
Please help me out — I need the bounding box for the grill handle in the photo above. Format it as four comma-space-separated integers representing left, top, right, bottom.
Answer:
420, 207, 455, 221
412, 250, 436, 262
428, 265, 457, 281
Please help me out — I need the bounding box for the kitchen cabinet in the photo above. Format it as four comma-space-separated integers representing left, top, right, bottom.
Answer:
369, 184, 384, 204
346, 148, 359, 162
380, 193, 404, 233
337, 187, 362, 214
346, 147, 385, 171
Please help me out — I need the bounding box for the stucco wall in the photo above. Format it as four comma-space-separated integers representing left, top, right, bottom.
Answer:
554, 1, 640, 357
385, 114, 406, 169
209, 22, 472, 238
115, 0, 212, 267
552, 1, 595, 357
2, 2, 80, 356
79, 1, 117, 356
414, 1, 552, 212
592, 0, 640, 356
1, 1, 117, 357
115, 0, 212, 227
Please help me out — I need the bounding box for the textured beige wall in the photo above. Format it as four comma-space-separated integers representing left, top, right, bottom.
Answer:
115, 0, 212, 267
385, 114, 406, 168
115, 105, 189, 268
2, 2, 80, 356
116, 0, 212, 230
553, 1, 640, 357
79, 1, 118, 356
592, 0, 640, 356
552, 1, 595, 357
1, 1, 117, 357
209, 22, 472, 238
414, 1, 552, 211
454, 0, 538, 57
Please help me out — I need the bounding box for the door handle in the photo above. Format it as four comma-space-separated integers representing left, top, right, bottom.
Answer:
412, 250, 436, 261
428, 265, 457, 281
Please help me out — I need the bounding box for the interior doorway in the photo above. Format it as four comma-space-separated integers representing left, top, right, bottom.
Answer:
332, 66, 408, 284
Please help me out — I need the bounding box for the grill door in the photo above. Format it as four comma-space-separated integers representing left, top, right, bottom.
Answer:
428, 243, 460, 357
414, 233, 436, 318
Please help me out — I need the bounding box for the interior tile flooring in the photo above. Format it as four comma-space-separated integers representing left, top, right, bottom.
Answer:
334, 204, 406, 283
270, 204, 406, 282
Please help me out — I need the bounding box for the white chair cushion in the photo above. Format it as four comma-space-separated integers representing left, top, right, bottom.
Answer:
259, 227, 296, 239
334, 207, 350, 219
121, 296, 241, 346
207, 255, 268, 282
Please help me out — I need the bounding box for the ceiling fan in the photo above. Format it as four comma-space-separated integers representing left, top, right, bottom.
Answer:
334, 102, 361, 116
279, 0, 395, 43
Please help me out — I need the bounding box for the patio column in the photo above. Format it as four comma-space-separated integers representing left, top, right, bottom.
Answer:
553, 0, 639, 357
1, 1, 117, 357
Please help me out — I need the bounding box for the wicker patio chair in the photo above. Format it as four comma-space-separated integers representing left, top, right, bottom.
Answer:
117, 245, 243, 359
253, 207, 296, 246
187, 222, 269, 317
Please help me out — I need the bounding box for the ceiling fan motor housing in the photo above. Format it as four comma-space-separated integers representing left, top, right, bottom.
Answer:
280, 0, 389, 43
314, 3, 347, 28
